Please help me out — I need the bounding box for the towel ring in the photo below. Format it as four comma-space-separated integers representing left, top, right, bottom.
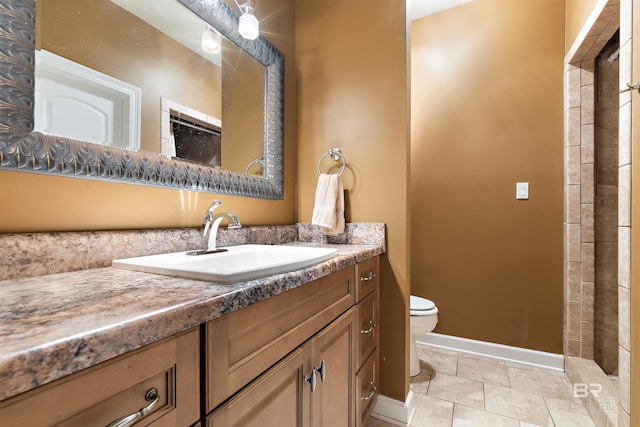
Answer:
245, 158, 264, 175
317, 148, 346, 176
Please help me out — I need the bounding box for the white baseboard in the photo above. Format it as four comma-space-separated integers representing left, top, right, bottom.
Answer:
417, 332, 565, 372
371, 391, 416, 427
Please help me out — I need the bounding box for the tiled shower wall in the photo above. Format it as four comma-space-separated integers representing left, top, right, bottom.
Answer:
594, 34, 619, 375
563, 0, 631, 424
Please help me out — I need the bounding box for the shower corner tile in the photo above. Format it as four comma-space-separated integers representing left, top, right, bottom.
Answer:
619, 347, 630, 413
567, 107, 581, 147
580, 60, 595, 86
580, 322, 594, 359
580, 164, 595, 203
618, 227, 631, 289
619, 102, 632, 166
581, 243, 595, 282
580, 85, 595, 125
581, 204, 595, 243
619, 287, 631, 351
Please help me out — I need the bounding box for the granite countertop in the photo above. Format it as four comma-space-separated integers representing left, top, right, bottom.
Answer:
0, 242, 383, 402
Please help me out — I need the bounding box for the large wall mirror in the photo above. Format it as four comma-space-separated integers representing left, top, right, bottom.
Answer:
0, 0, 284, 199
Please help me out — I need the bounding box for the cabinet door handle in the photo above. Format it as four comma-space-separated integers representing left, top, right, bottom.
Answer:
304, 368, 317, 393
361, 382, 377, 401
316, 360, 326, 382
106, 388, 160, 427
360, 271, 376, 282
360, 320, 376, 335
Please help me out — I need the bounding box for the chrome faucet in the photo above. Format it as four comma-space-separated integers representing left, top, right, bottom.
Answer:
202, 200, 242, 251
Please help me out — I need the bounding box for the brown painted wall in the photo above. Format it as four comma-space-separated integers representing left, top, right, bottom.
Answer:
1, 0, 296, 232
565, 0, 600, 54
410, 0, 564, 354
295, 0, 410, 401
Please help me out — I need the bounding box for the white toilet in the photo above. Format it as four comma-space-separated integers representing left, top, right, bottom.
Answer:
410, 295, 439, 377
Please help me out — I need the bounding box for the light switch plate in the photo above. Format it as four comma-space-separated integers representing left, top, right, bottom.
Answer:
516, 182, 529, 200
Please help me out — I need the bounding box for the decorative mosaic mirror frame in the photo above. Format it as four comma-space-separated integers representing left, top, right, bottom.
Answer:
0, 0, 285, 199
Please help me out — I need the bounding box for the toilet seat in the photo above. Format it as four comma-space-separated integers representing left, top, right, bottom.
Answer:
410, 295, 438, 316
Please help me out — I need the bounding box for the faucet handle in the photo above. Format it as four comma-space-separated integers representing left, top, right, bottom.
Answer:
207, 199, 222, 213
225, 212, 242, 229
202, 200, 221, 237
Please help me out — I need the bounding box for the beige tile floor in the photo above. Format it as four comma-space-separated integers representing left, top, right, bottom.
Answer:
366, 344, 596, 427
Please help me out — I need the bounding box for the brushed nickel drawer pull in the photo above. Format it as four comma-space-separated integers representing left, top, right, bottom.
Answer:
316, 360, 326, 382
305, 368, 318, 393
361, 382, 377, 401
106, 388, 160, 427
360, 320, 376, 335
360, 271, 376, 282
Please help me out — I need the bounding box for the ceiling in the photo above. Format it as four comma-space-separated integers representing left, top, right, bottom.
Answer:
110, 0, 469, 49
410, 0, 473, 21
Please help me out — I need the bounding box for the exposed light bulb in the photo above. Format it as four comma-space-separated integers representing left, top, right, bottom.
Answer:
238, 4, 259, 40
202, 27, 221, 54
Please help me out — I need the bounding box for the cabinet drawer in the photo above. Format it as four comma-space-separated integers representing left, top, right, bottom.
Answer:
356, 291, 377, 369
355, 349, 378, 427
355, 257, 378, 302
0, 328, 200, 427
206, 266, 355, 412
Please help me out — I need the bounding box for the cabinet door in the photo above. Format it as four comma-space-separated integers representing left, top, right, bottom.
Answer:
310, 308, 356, 427
0, 328, 200, 427
207, 344, 312, 427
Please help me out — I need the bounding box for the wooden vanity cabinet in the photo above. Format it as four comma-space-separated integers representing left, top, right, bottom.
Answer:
206, 256, 380, 427
0, 328, 200, 427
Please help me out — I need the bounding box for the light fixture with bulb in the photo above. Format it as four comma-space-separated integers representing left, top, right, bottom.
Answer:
234, 1, 260, 40
202, 26, 221, 54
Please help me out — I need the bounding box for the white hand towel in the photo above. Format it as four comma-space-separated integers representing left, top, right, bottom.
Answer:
312, 173, 345, 236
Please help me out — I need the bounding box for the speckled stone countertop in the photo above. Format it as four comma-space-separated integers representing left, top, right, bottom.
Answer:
0, 241, 383, 402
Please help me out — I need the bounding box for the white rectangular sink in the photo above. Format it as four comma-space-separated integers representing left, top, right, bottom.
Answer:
112, 244, 338, 283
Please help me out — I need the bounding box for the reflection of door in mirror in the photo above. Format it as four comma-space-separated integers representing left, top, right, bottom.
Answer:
35, 0, 222, 156
34, 49, 142, 152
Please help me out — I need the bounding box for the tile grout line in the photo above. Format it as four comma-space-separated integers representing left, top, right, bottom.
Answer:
482, 382, 487, 412
426, 370, 433, 396
449, 403, 456, 427
453, 350, 460, 425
